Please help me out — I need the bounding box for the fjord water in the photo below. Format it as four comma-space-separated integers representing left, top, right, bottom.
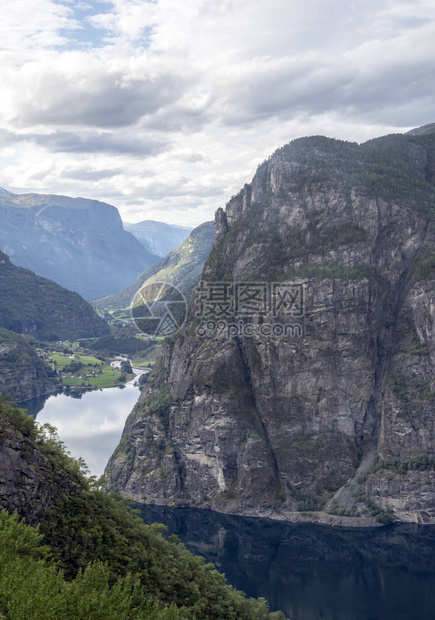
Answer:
23, 383, 140, 477
139, 505, 435, 620
23, 387, 435, 619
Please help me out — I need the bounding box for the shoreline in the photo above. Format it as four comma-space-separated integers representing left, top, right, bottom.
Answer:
131, 497, 435, 528
120, 495, 387, 528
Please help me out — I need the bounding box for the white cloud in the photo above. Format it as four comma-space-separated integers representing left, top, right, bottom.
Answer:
0, 0, 434, 226
0, 0, 78, 50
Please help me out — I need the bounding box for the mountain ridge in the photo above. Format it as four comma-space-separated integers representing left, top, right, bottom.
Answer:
93, 221, 214, 310
124, 220, 192, 257
0, 249, 109, 341
0, 191, 160, 299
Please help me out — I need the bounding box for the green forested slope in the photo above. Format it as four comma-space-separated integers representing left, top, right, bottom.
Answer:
93, 221, 214, 310
0, 328, 58, 401
0, 397, 286, 620
0, 251, 109, 341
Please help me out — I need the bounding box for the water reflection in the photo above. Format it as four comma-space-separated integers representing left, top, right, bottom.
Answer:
18, 393, 52, 417
139, 505, 435, 620
20, 384, 140, 477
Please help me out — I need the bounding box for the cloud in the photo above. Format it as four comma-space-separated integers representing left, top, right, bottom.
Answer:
61, 167, 123, 181
36, 130, 169, 155
0, 49, 189, 129
0, 0, 434, 226
0, 0, 77, 50
88, 0, 156, 44
216, 23, 435, 127
0, 127, 168, 156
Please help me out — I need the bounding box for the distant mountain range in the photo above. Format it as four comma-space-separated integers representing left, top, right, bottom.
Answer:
93, 221, 214, 311
0, 249, 109, 341
124, 220, 192, 257
0, 190, 160, 299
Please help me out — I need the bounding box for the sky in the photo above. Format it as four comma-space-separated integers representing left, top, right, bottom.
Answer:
0, 0, 434, 226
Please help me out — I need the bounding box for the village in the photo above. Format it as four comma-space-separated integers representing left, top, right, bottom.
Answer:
35, 338, 158, 391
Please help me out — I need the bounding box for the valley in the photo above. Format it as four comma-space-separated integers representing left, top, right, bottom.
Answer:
93, 220, 214, 311
1, 126, 434, 620
4, 3, 434, 618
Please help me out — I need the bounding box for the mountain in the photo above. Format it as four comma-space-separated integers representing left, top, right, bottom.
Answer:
0, 396, 286, 619
0, 190, 159, 299
0, 328, 58, 402
105, 125, 435, 525
0, 250, 109, 341
93, 221, 214, 311
124, 220, 192, 257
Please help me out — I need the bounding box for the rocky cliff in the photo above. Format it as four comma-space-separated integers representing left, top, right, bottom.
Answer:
106, 127, 435, 525
0, 400, 80, 525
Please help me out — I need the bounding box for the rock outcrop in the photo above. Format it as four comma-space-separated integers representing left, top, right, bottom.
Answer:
106, 128, 435, 524
0, 407, 80, 525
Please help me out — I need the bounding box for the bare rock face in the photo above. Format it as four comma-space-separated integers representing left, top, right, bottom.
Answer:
0, 422, 79, 525
106, 131, 435, 524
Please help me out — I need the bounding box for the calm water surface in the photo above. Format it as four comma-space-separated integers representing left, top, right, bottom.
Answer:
22, 383, 140, 476
139, 504, 435, 620
21, 388, 435, 619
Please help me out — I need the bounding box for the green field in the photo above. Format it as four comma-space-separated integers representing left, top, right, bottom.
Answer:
49, 351, 133, 388
50, 352, 103, 369
131, 343, 162, 366
62, 367, 132, 388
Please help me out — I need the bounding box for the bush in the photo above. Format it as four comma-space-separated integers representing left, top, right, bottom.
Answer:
0, 510, 181, 620
0, 398, 37, 438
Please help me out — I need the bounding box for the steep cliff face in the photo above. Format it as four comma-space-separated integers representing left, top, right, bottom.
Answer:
106, 129, 435, 524
0, 328, 58, 402
0, 402, 80, 525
